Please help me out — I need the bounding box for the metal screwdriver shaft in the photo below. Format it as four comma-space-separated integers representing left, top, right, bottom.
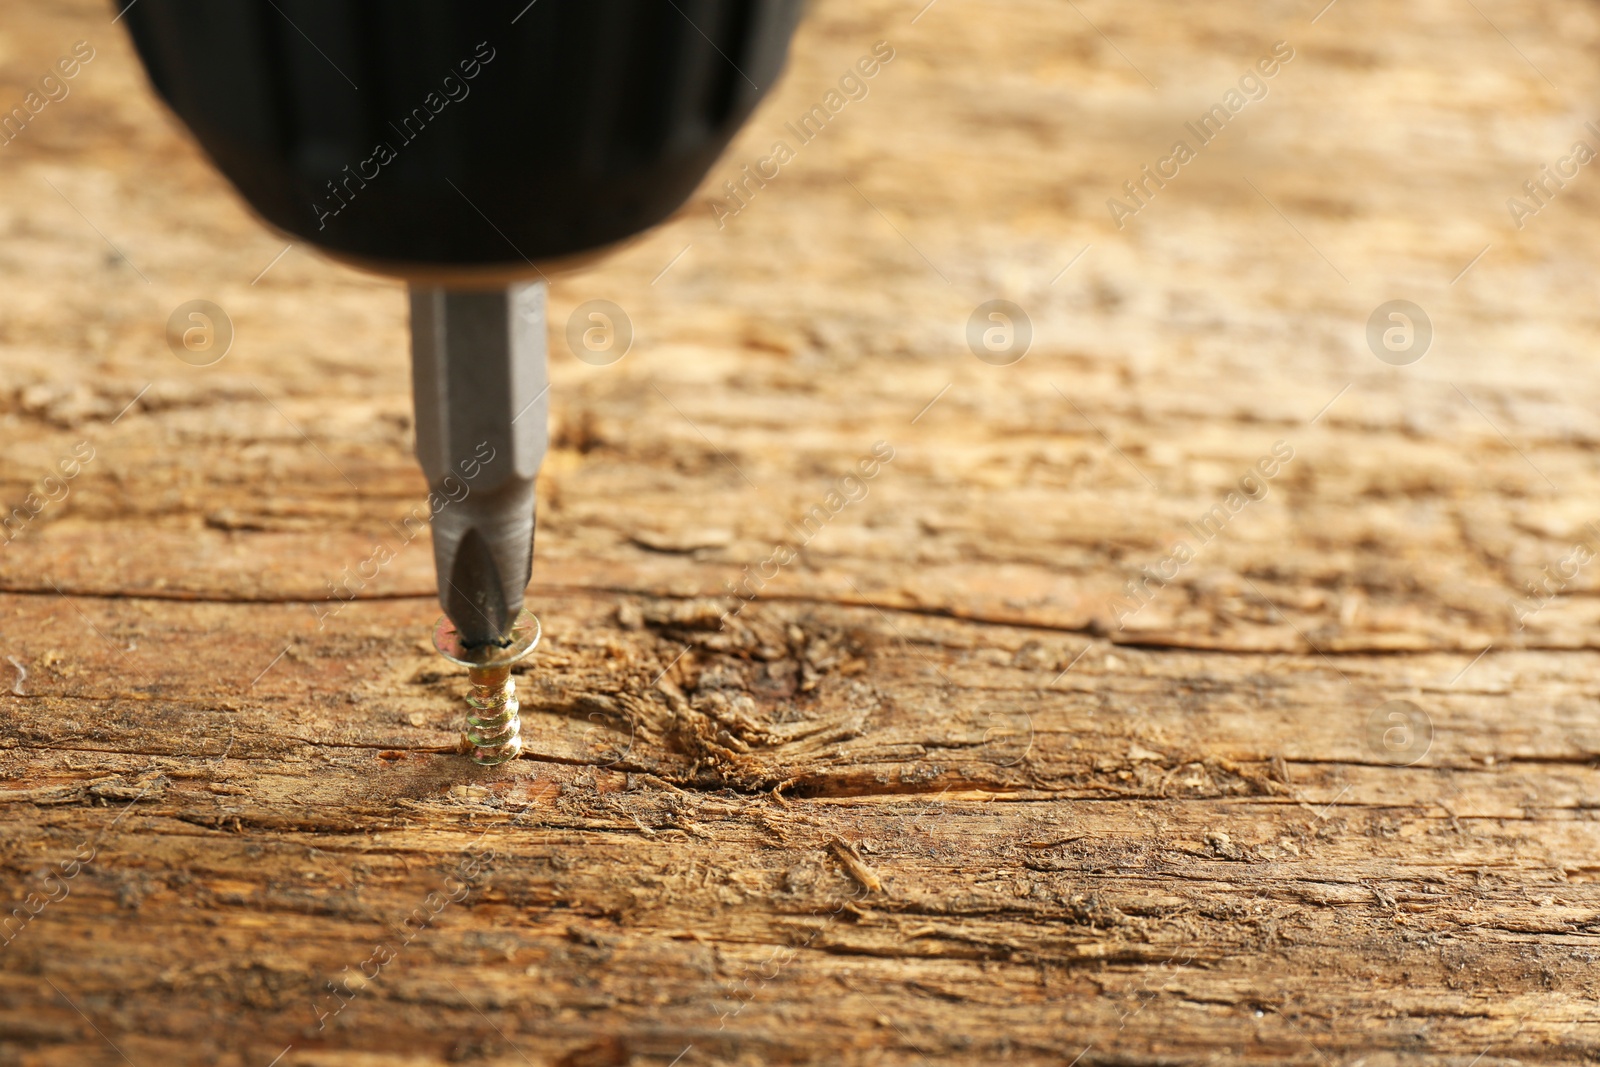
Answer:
410, 282, 550, 647
411, 282, 549, 762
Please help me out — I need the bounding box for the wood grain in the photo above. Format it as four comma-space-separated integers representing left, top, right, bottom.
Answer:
3, 0, 1600, 1063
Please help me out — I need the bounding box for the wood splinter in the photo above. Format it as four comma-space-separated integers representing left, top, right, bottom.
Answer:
828, 836, 884, 894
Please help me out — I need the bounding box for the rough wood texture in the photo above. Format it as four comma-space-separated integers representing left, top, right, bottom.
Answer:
4, 0, 1600, 1063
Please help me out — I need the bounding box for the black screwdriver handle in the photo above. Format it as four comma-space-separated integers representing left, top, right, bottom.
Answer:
122, 0, 801, 271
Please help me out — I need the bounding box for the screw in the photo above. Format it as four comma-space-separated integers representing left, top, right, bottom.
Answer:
432, 609, 541, 766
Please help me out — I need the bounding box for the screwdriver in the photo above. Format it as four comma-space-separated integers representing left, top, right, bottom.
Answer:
121, 0, 801, 761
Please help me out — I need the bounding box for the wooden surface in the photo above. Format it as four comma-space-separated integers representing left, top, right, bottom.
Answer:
4, 0, 1600, 1063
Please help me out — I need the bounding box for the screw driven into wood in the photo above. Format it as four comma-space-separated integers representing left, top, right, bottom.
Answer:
432, 609, 540, 766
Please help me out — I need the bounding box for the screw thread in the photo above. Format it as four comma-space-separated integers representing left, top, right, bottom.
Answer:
463, 664, 522, 765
